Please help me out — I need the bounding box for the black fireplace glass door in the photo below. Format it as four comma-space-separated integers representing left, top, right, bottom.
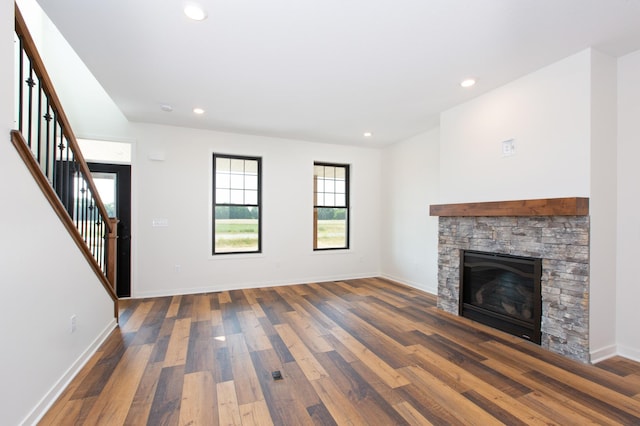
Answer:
461, 250, 542, 343
464, 259, 534, 321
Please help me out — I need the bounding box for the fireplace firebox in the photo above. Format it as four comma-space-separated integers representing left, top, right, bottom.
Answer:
460, 250, 542, 344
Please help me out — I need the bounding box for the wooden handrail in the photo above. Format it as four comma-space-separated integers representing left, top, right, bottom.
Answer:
11, 131, 119, 306
14, 4, 112, 234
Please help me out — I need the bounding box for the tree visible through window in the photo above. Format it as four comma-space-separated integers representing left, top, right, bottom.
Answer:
213, 154, 261, 254
314, 162, 349, 250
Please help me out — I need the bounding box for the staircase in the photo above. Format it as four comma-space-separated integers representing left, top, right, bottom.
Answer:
11, 3, 119, 316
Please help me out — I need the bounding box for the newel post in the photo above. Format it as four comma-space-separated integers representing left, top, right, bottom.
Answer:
107, 217, 119, 298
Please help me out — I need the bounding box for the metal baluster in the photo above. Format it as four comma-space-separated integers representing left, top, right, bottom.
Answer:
74, 162, 80, 229
44, 98, 52, 180
82, 177, 88, 243
67, 139, 74, 217
52, 118, 59, 196
97, 220, 103, 269
58, 132, 66, 205
26, 64, 34, 148
79, 174, 84, 240
96, 208, 102, 266
37, 83, 43, 165
97, 220, 102, 269
90, 196, 96, 259
87, 184, 92, 247
101, 220, 105, 270
18, 35, 24, 133
104, 223, 109, 272
61, 135, 67, 211
87, 193, 92, 254
81, 173, 85, 239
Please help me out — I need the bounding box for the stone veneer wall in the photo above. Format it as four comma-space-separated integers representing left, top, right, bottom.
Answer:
437, 216, 590, 362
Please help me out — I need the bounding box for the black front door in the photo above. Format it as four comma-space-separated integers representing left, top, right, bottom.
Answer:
87, 162, 132, 297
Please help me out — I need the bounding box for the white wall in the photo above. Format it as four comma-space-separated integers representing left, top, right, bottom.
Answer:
440, 50, 591, 203
381, 128, 439, 293
1, 3, 116, 424
17, 0, 131, 141
617, 49, 640, 361
132, 123, 381, 297
588, 50, 618, 361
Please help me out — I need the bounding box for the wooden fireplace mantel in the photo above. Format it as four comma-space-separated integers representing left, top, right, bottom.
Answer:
429, 197, 589, 217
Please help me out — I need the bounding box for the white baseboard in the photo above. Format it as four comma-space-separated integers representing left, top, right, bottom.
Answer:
380, 273, 437, 295
132, 272, 381, 299
22, 319, 118, 426
591, 343, 640, 364
589, 344, 618, 364
617, 344, 640, 363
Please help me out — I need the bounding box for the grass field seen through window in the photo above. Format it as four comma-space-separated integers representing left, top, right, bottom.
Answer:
214, 219, 346, 252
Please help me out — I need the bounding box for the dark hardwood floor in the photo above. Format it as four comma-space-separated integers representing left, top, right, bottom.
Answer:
40, 278, 640, 425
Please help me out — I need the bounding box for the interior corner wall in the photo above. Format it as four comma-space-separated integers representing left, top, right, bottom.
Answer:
588, 49, 618, 362
17, 0, 131, 141
439, 50, 591, 203
1, 2, 116, 423
132, 123, 382, 298
381, 128, 439, 294
616, 48, 640, 361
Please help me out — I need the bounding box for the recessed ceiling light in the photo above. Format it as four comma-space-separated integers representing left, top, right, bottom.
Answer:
184, 4, 207, 21
363, 132, 373, 137
460, 78, 476, 88
193, 107, 205, 115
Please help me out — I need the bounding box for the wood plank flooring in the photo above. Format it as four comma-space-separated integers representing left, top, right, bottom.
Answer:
40, 277, 640, 425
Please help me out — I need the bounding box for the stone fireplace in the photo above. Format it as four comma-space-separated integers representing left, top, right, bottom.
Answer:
430, 198, 590, 362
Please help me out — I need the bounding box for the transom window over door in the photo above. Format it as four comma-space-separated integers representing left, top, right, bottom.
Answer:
314, 162, 349, 250
213, 154, 261, 254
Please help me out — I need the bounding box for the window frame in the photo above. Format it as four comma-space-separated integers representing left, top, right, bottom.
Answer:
313, 162, 350, 251
212, 153, 262, 255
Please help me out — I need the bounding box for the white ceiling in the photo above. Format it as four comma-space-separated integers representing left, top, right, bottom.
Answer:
35, 0, 640, 147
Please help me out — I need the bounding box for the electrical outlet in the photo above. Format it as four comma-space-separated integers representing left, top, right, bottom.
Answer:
175, 264, 181, 273
70, 314, 77, 333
